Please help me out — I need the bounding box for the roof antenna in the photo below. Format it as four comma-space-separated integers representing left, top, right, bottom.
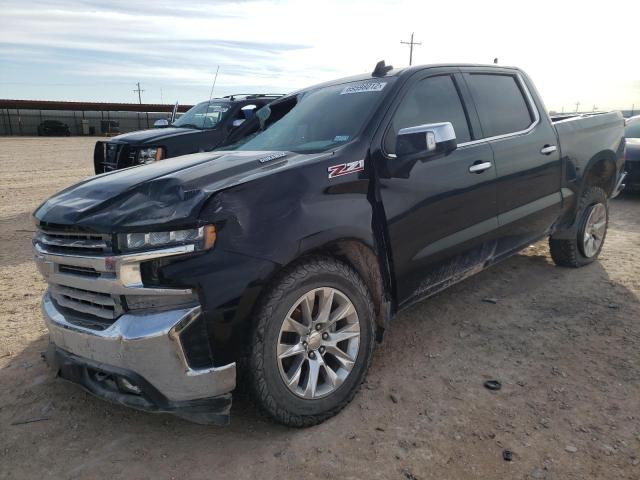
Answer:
207, 65, 220, 105
372, 60, 393, 77
199, 65, 220, 127
493, 58, 498, 64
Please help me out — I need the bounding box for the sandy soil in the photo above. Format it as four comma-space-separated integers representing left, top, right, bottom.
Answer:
1, 136, 639, 480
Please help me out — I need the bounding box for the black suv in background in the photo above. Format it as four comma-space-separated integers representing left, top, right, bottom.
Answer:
38, 120, 71, 136
93, 94, 282, 173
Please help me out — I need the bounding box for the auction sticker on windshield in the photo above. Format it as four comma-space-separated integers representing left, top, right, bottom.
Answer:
340, 82, 387, 95
207, 105, 230, 113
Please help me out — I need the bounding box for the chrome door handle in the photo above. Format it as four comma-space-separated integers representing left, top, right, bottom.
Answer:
540, 145, 557, 155
469, 161, 492, 173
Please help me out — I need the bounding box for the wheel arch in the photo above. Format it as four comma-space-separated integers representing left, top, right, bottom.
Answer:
581, 149, 618, 197
297, 237, 394, 339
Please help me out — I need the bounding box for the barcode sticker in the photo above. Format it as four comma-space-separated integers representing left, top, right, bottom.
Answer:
340, 82, 387, 95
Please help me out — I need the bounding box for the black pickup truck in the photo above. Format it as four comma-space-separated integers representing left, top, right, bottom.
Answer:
34, 63, 626, 427
93, 94, 282, 173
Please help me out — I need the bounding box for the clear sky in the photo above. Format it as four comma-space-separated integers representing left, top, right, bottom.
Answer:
1, 0, 638, 112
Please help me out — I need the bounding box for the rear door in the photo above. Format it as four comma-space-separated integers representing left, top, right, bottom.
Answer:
372, 68, 499, 306
461, 68, 562, 254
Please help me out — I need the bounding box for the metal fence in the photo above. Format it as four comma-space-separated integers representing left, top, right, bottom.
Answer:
0, 108, 171, 136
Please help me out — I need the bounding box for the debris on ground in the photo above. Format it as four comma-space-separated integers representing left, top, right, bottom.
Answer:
484, 380, 502, 391
10, 416, 50, 426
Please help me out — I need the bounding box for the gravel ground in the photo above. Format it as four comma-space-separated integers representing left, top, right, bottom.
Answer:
1, 137, 639, 480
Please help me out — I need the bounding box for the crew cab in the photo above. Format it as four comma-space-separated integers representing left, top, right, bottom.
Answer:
93, 94, 282, 173
34, 63, 626, 426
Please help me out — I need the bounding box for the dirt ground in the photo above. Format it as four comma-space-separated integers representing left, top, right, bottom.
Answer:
0, 136, 639, 480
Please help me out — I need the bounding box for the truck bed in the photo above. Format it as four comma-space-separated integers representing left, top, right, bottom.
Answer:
553, 111, 625, 180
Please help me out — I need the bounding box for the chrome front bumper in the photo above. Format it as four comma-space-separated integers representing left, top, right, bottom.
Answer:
43, 292, 236, 403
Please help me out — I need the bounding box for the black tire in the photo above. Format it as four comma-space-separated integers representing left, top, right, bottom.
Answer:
246, 256, 376, 427
549, 186, 609, 267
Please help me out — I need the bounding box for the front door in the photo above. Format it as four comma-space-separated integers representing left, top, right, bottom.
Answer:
372, 69, 499, 307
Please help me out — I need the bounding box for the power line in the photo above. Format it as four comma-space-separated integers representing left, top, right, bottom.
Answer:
400, 32, 421, 66
133, 82, 145, 104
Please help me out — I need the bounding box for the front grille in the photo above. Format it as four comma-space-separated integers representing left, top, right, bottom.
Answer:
35, 227, 197, 332
35, 229, 112, 255
35, 228, 120, 328
95, 143, 135, 173
50, 284, 122, 321
127, 149, 138, 166
58, 264, 100, 277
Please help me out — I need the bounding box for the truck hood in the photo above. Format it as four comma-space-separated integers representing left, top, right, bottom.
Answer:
110, 126, 202, 144
35, 150, 328, 232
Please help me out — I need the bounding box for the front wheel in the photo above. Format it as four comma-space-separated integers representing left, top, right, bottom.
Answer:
549, 186, 609, 267
247, 256, 376, 427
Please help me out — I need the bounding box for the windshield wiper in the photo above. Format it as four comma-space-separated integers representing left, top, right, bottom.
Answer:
174, 123, 200, 129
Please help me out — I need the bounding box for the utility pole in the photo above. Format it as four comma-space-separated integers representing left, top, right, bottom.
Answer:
400, 32, 421, 66
592, 105, 597, 112
575, 101, 580, 113
632, 104, 635, 116
561, 106, 565, 113
134, 82, 144, 104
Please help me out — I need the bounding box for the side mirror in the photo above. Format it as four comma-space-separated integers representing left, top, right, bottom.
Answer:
396, 122, 457, 157
154, 119, 169, 128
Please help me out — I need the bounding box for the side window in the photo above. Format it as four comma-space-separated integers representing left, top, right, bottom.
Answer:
384, 75, 471, 154
466, 74, 534, 138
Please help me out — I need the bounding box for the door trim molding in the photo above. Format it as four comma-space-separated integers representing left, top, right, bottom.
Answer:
414, 217, 498, 261
497, 192, 562, 226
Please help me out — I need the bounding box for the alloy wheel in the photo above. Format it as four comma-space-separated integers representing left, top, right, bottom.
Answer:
276, 287, 360, 399
580, 202, 607, 258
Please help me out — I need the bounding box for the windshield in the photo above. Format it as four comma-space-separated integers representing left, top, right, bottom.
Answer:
625, 119, 640, 138
173, 102, 230, 129
221, 78, 395, 153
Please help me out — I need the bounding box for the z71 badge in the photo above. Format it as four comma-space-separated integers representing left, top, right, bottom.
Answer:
328, 159, 365, 179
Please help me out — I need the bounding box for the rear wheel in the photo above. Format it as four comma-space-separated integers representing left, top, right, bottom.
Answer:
549, 186, 609, 267
247, 256, 375, 427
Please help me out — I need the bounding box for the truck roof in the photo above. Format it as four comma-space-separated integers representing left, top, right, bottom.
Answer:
200, 94, 285, 104
288, 63, 523, 96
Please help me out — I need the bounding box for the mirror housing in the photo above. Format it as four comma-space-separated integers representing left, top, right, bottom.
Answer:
395, 122, 457, 157
154, 119, 169, 128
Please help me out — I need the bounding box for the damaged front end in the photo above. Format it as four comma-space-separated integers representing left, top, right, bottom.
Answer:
32, 149, 325, 424
34, 226, 235, 425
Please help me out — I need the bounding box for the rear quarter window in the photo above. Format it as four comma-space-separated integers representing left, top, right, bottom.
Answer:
466, 74, 534, 138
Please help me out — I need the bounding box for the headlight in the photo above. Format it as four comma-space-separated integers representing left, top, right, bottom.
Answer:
117, 225, 216, 252
137, 146, 165, 164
